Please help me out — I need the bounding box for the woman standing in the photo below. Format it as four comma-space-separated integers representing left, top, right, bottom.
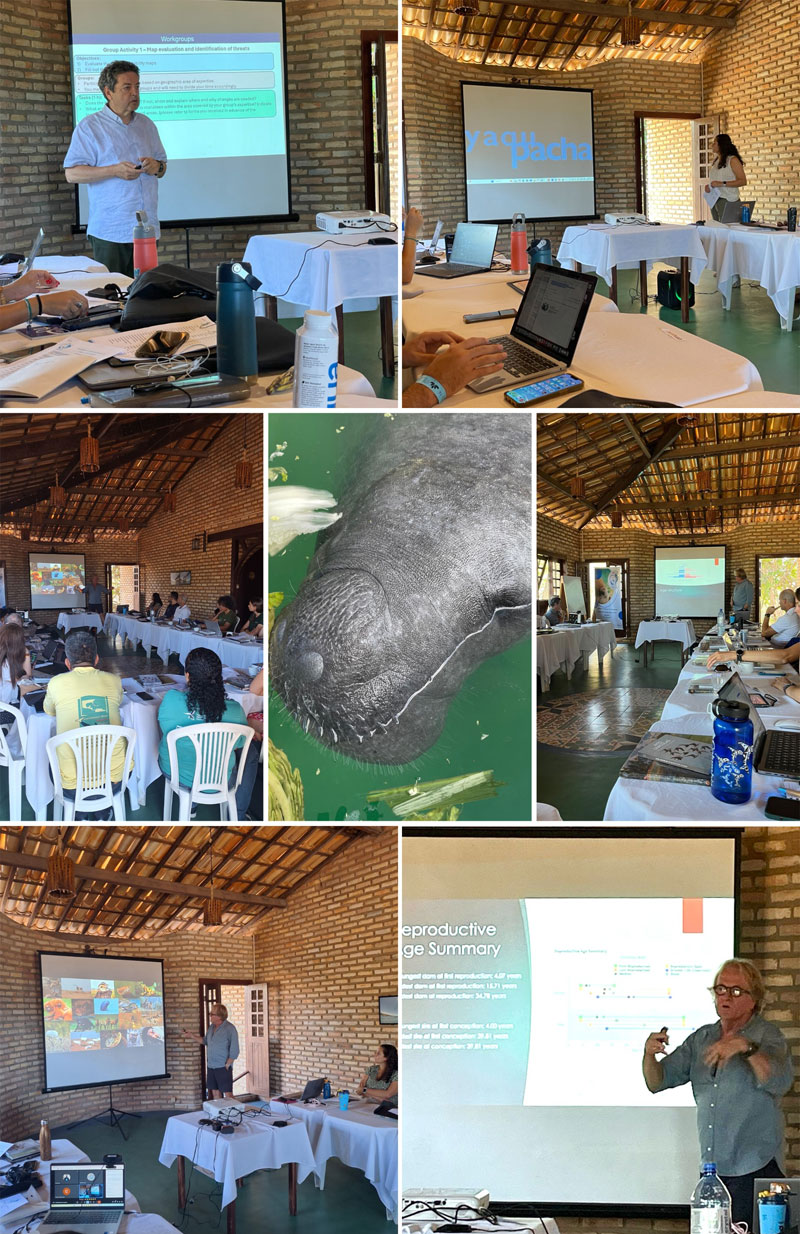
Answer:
705, 134, 747, 221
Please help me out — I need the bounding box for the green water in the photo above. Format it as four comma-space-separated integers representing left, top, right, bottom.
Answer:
267, 412, 532, 822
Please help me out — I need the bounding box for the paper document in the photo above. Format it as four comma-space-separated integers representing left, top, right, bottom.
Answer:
0, 336, 121, 399
705, 186, 721, 209
107, 316, 217, 358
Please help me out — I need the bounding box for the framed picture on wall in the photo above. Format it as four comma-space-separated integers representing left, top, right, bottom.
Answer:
378, 995, 397, 1024
170, 570, 191, 586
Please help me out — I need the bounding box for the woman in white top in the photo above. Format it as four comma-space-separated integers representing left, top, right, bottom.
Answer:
0, 623, 32, 706
705, 133, 747, 221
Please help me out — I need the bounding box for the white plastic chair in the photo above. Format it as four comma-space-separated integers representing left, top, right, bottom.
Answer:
46, 724, 137, 821
0, 703, 28, 822
162, 722, 254, 821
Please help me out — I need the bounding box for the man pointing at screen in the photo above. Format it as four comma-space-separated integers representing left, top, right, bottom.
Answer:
642, 959, 793, 1229
64, 60, 167, 278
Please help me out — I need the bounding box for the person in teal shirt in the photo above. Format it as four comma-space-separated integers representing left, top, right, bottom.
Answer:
158, 646, 260, 816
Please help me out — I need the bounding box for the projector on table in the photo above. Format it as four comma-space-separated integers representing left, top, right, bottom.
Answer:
604, 212, 647, 226
203, 1098, 248, 1115
403, 1187, 490, 1213
315, 209, 393, 233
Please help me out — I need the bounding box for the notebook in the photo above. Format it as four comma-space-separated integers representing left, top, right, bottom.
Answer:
414, 222, 498, 278
38, 1163, 125, 1234
466, 262, 597, 393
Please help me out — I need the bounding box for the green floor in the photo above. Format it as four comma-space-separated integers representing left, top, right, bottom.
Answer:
52, 1110, 390, 1233
282, 309, 397, 402
537, 640, 683, 822
0, 635, 264, 822
595, 265, 800, 394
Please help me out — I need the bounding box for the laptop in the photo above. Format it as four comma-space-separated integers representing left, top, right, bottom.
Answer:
752, 1178, 799, 1234
203, 619, 223, 636
38, 1162, 125, 1234
300, 1077, 326, 1100
415, 222, 498, 278
717, 672, 800, 779
719, 198, 755, 223
0, 227, 44, 285
466, 262, 597, 393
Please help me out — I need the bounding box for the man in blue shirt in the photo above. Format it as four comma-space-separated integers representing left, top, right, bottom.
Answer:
181, 1003, 240, 1099
64, 61, 167, 278
642, 959, 793, 1229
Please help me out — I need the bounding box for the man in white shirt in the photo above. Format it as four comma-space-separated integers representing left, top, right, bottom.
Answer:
174, 597, 191, 621
761, 589, 800, 647
64, 60, 167, 278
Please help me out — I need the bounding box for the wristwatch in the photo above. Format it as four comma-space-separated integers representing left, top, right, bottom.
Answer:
742, 1040, 760, 1058
157, 160, 165, 176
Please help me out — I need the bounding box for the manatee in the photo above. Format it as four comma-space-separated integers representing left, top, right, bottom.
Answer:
269, 413, 531, 765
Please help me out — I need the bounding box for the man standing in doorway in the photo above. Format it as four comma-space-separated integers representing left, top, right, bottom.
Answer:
182, 1003, 239, 1099
64, 61, 167, 278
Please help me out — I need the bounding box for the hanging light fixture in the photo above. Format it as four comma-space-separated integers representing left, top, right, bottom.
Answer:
163, 486, 176, 513
569, 418, 586, 498
696, 468, 712, 492
203, 830, 223, 926
49, 473, 66, 509
235, 420, 253, 490
620, 1, 642, 45
20, 526, 30, 542
610, 509, 623, 528
46, 830, 75, 900
450, 0, 479, 15
117, 515, 130, 533
79, 419, 100, 473
677, 412, 699, 427
86, 531, 95, 544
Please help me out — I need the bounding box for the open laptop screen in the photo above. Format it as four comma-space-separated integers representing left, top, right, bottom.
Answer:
716, 671, 766, 746
449, 222, 498, 266
50, 1163, 125, 1208
512, 263, 596, 363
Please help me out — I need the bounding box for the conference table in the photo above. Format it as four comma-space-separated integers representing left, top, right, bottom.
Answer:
269, 1097, 398, 1220
402, 276, 766, 407
244, 231, 397, 377
159, 1109, 316, 1234
57, 611, 104, 634
634, 619, 697, 667
536, 621, 617, 692
17, 673, 258, 820
604, 657, 800, 821
405, 264, 620, 310
697, 221, 800, 330
557, 222, 708, 322
104, 615, 264, 674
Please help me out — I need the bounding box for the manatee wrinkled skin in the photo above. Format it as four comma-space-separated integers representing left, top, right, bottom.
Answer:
270, 414, 531, 764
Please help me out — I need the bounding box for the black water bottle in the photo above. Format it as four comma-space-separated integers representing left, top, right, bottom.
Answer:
788, 206, 797, 232
216, 261, 262, 382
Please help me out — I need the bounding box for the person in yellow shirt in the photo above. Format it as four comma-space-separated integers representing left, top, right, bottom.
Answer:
43, 630, 130, 816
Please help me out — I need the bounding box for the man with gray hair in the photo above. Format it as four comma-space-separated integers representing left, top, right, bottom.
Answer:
642, 958, 793, 1230
761, 589, 800, 647
64, 60, 167, 277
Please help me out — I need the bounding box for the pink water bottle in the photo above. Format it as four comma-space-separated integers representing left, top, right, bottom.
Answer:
133, 210, 158, 277
510, 212, 528, 276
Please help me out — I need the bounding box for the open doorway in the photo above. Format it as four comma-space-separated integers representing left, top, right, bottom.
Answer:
362, 31, 398, 219
198, 978, 250, 1098
636, 114, 698, 225
587, 559, 630, 636
106, 562, 139, 614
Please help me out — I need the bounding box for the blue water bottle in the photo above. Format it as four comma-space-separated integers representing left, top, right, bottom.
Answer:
216, 261, 262, 382
323, 1080, 331, 1100
741, 203, 751, 224
711, 695, 753, 804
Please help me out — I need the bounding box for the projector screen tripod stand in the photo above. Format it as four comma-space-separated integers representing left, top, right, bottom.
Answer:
68, 1082, 142, 1141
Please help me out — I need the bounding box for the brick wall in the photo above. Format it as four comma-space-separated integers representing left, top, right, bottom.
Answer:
387, 39, 400, 218
643, 117, 695, 225
254, 826, 398, 1095
403, 40, 702, 256
0, 534, 140, 626
702, 0, 800, 224
0, 0, 396, 268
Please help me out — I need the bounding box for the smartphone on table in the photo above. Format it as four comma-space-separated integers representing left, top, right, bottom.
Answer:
504, 373, 583, 406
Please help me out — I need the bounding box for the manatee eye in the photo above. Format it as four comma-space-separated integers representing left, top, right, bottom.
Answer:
295, 651, 324, 682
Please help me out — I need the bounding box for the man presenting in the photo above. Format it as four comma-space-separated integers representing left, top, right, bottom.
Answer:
642, 959, 793, 1230
64, 61, 167, 278
82, 574, 109, 615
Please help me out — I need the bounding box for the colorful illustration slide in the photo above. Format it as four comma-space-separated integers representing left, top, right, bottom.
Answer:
29, 554, 86, 611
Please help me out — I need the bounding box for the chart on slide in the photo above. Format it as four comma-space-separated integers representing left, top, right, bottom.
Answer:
523, 897, 734, 1107
71, 34, 286, 160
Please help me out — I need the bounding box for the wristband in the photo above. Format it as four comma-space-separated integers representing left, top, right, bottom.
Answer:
417, 374, 447, 404
36, 294, 42, 316
24, 298, 33, 320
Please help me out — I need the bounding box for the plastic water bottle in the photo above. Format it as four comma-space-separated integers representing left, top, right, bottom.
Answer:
740, 203, 751, 224
133, 211, 158, 277
323, 1080, 331, 1100
717, 608, 725, 638
690, 1163, 732, 1234
293, 310, 339, 408
711, 696, 754, 805
510, 212, 528, 276
216, 261, 261, 382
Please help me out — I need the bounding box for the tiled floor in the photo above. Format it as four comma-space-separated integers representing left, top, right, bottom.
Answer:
537, 686, 671, 752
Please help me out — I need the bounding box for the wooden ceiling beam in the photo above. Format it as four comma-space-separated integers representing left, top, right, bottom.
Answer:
577, 416, 685, 528
612, 493, 800, 513
662, 432, 800, 460
480, 3, 508, 63
500, 1, 736, 29
620, 413, 653, 459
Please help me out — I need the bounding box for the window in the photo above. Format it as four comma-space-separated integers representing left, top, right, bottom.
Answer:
537, 554, 564, 604
756, 555, 800, 622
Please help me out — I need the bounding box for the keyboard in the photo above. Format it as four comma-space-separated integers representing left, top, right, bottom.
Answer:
487, 336, 554, 377
415, 262, 489, 278
41, 1213, 119, 1225
761, 729, 800, 775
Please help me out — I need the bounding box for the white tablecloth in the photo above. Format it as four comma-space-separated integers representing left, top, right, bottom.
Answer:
698, 222, 800, 330
557, 223, 708, 285
537, 622, 616, 691
19, 1138, 142, 1219
634, 619, 696, 651
57, 612, 104, 634
105, 616, 263, 674
405, 268, 618, 314
244, 232, 397, 313
158, 1110, 316, 1211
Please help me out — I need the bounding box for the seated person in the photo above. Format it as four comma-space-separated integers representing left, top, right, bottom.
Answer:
211, 595, 238, 634
402, 332, 507, 407
157, 647, 260, 819
0, 269, 88, 329
163, 590, 180, 620
356, 1044, 398, 1102
0, 622, 36, 708
544, 596, 564, 627
761, 589, 800, 646
245, 598, 263, 637
246, 668, 263, 746
535, 599, 549, 629
43, 630, 130, 812
146, 592, 163, 618
174, 595, 191, 621
707, 590, 800, 686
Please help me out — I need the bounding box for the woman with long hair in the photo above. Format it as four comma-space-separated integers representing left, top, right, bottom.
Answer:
147, 592, 163, 617
157, 646, 260, 818
357, 1043, 398, 1102
0, 622, 32, 705
706, 133, 747, 221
